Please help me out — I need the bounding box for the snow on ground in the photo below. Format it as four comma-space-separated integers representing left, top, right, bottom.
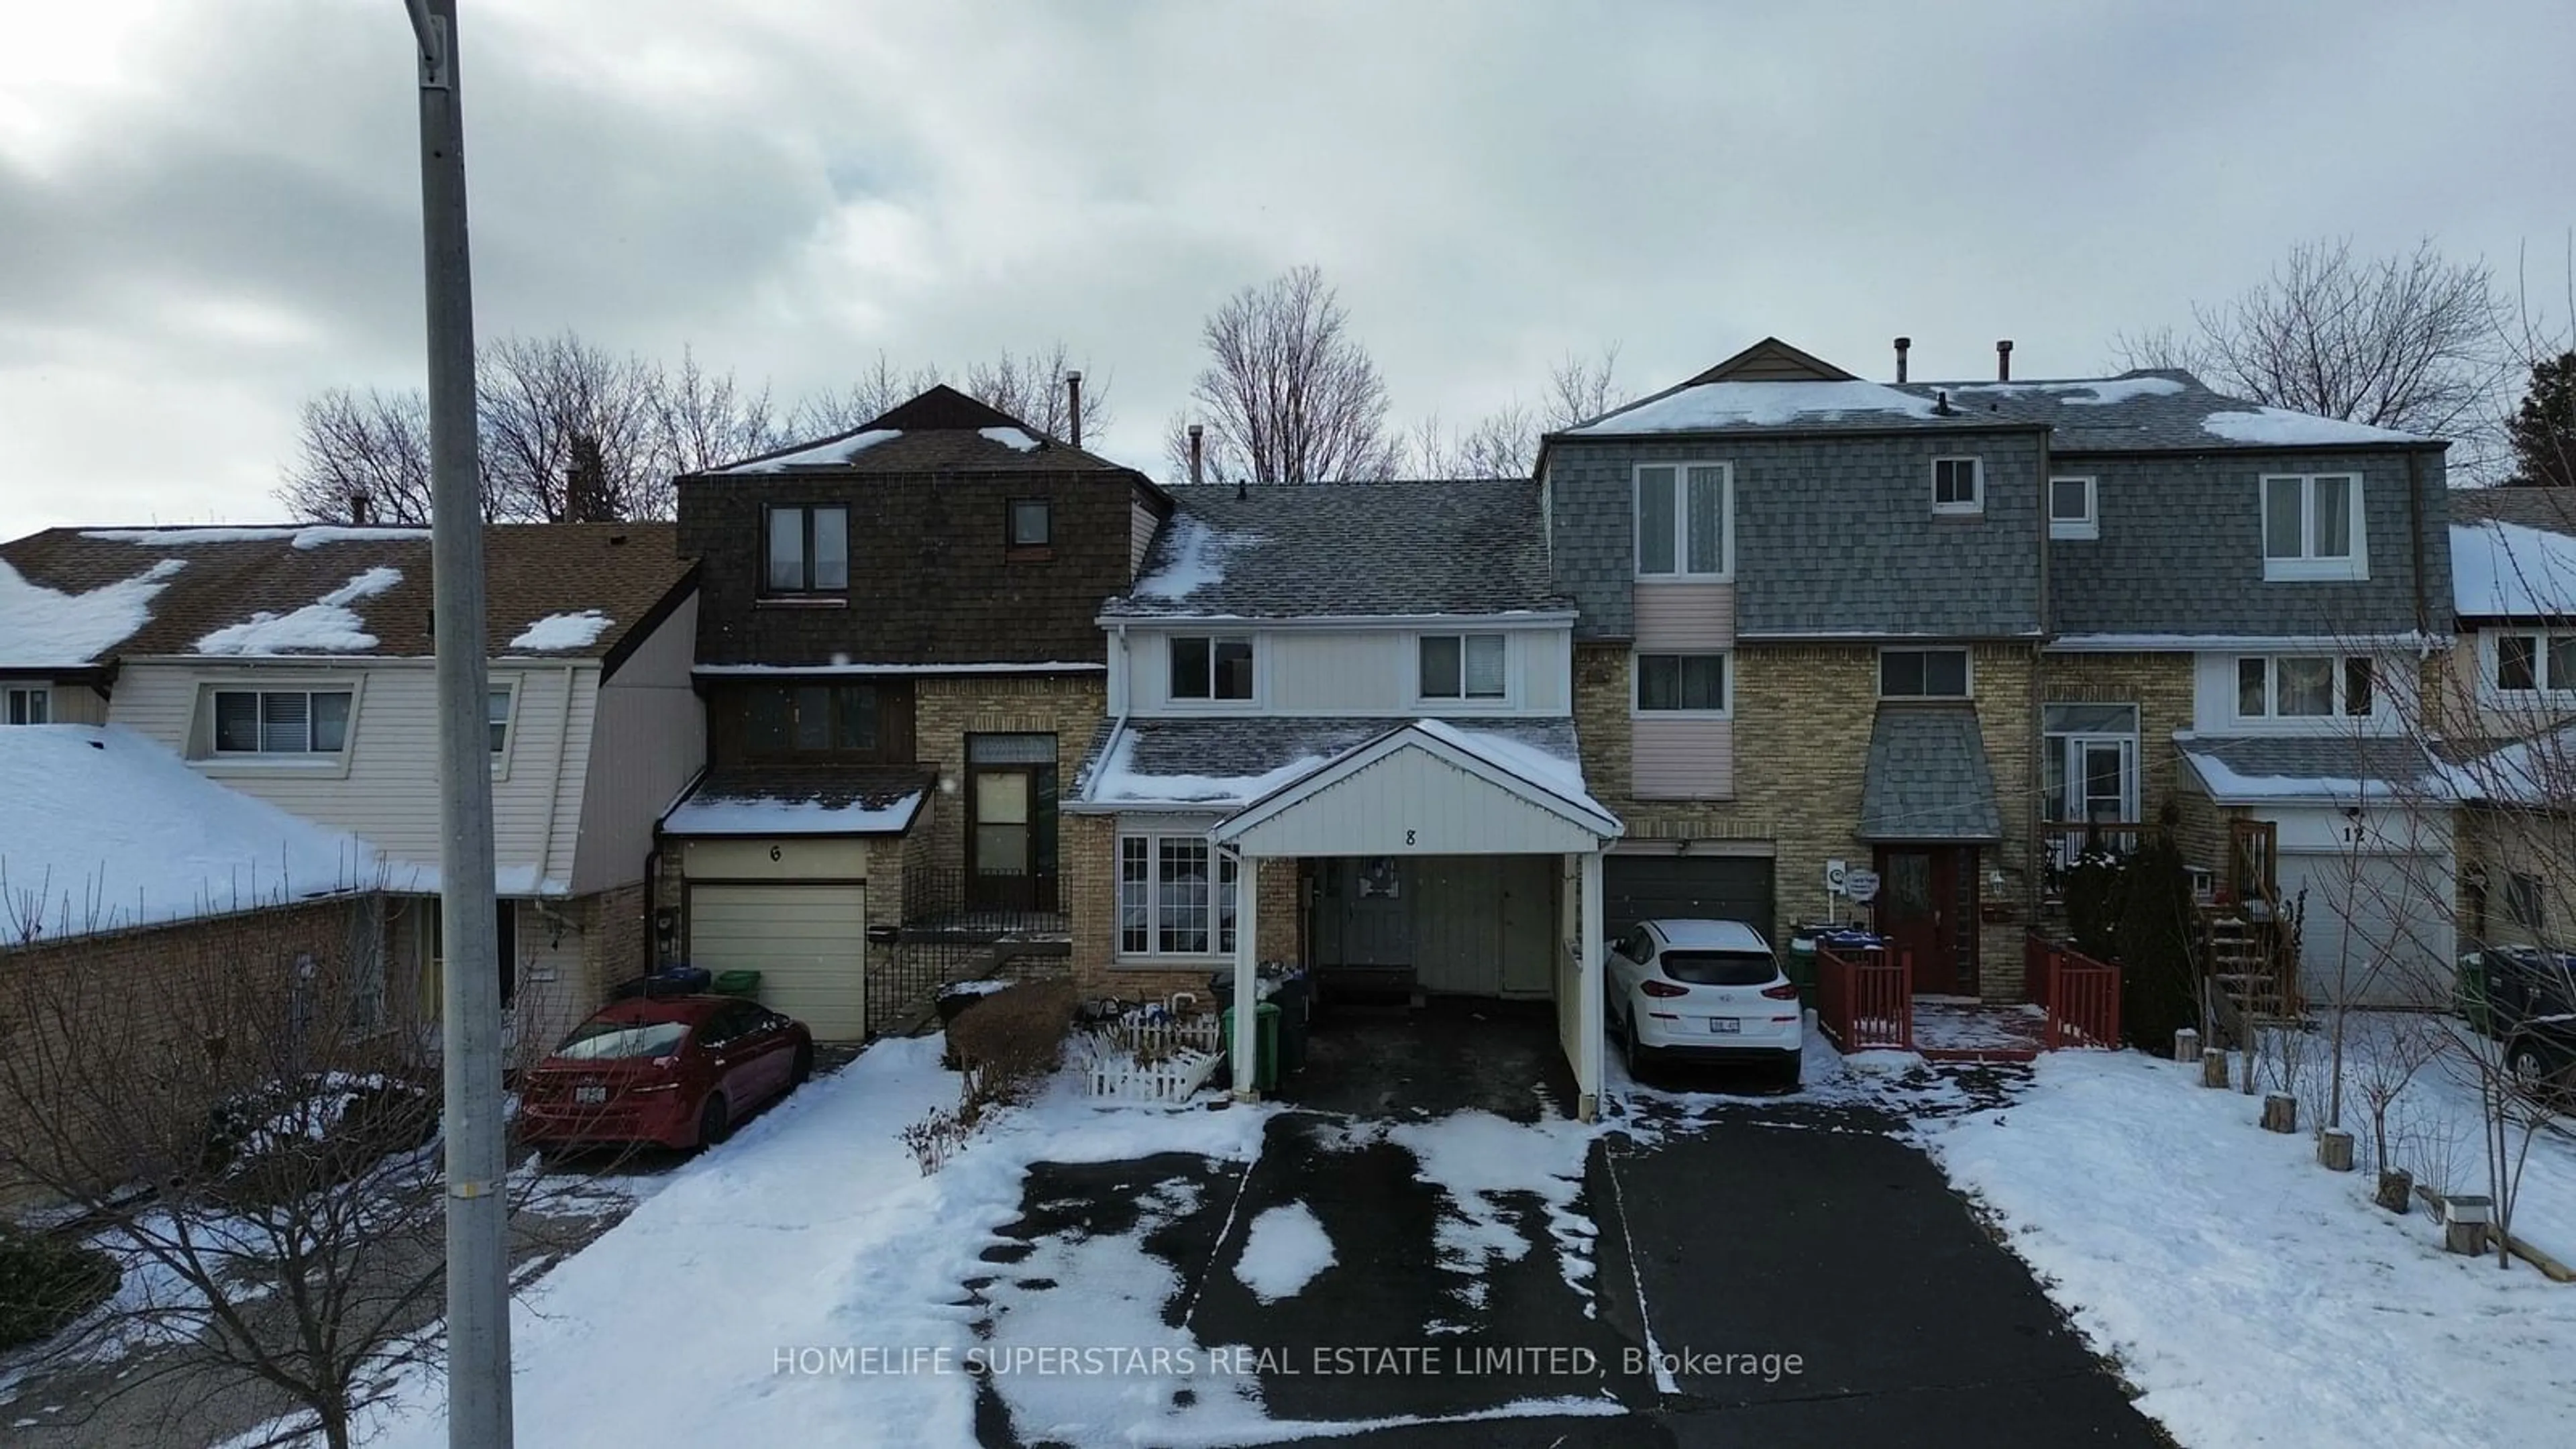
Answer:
0, 725, 380, 937
2200, 407, 2420, 445
1924, 1044, 2576, 1449
1233, 1204, 1335, 1304
1370, 1111, 1602, 1315
1569, 380, 1937, 433
0, 555, 183, 665
193, 567, 400, 655
506, 609, 612, 651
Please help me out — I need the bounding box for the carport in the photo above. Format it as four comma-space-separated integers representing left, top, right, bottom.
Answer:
1208, 720, 1625, 1120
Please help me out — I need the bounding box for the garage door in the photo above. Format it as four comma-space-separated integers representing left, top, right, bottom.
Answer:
1603, 855, 1776, 942
2277, 853, 2452, 1008
687, 883, 869, 1041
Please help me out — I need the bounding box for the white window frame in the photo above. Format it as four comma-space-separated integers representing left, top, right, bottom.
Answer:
2260, 473, 2366, 581
209, 687, 358, 757
487, 679, 519, 779
1417, 633, 1509, 704
2232, 655, 2375, 721
1116, 833, 1240, 959
1931, 457, 1985, 515
2042, 720, 2140, 826
1632, 462, 1733, 580
1878, 647, 1972, 700
1167, 634, 1256, 706
3, 685, 50, 725
1630, 651, 1731, 718
2048, 476, 2098, 539
2485, 629, 2576, 700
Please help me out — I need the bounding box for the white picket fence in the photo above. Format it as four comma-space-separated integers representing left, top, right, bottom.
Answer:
1078, 1012, 1225, 1102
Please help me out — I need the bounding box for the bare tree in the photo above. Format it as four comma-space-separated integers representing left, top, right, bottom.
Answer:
1548, 342, 1625, 428
787, 354, 945, 439
478, 332, 667, 522
963, 342, 1112, 443
1165, 266, 1400, 484
1401, 344, 1625, 479
275, 388, 476, 527
2110, 237, 2509, 472
650, 345, 783, 476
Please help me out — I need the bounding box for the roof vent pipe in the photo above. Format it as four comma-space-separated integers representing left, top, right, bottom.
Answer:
1066, 370, 1083, 448
349, 490, 373, 525
1894, 336, 1911, 384
1996, 339, 2013, 382
1934, 389, 1955, 417
1188, 424, 1205, 486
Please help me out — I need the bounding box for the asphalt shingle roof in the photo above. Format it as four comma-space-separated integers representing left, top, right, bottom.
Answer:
661, 765, 935, 835
2178, 735, 2441, 800
1073, 715, 1583, 805
1858, 706, 2004, 841
707, 384, 1139, 477
2448, 485, 2576, 534
0, 523, 693, 666
1102, 479, 1565, 620
1899, 372, 2428, 453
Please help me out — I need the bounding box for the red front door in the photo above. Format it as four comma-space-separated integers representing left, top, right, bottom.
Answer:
1875, 847, 1976, 996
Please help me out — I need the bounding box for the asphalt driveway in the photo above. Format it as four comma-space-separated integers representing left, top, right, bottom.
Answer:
967, 1008, 2169, 1447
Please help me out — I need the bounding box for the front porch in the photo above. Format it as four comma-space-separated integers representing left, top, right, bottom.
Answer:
1815, 932, 2123, 1063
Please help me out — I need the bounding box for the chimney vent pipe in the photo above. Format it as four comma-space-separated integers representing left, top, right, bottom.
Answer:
349, 491, 373, 526
1894, 337, 1911, 384
1996, 339, 2014, 382
1066, 370, 1083, 448
1187, 424, 1205, 485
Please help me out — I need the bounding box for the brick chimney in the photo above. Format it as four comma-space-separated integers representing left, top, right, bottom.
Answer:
1066, 371, 1083, 448
566, 434, 608, 523
348, 490, 373, 525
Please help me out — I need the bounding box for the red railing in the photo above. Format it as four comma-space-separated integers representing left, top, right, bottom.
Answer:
1817, 943, 1913, 1053
2029, 935, 2122, 1049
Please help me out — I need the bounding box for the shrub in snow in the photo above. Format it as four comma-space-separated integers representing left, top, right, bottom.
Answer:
203, 1073, 439, 1209
2061, 845, 2127, 961
947, 980, 1079, 1122
0, 1227, 119, 1352
2113, 818, 2202, 1055
896, 1106, 967, 1177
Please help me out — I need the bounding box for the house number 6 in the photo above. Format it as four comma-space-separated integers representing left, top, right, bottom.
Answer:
1405, 830, 1417, 846
769, 845, 782, 861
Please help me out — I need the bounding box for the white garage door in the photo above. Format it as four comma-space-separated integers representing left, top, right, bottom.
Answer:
2277, 853, 2452, 1008
687, 883, 869, 1040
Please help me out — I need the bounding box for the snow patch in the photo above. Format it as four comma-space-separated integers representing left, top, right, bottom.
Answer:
2451, 519, 2576, 619
1945, 376, 2188, 406
0, 556, 184, 665
1571, 380, 1939, 434
507, 609, 614, 651
663, 790, 924, 837
2200, 407, 2420, 446
1232, 1203, 1334, 1303
193, 567, 400, 655
1081, 725, 1327, 807
2181, 749, 2410, 803
1385, 1112, 1599, 1313
978, 425, 1042, 452
80, 525, 430, 548
1411, 719, 1613, 822
1131, 515, 1254, 602
720, 429, 900, 473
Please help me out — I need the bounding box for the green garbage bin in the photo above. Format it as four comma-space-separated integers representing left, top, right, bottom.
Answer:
710, 969, 763, 999
2455, 952, 2491, 1036
1218, 1000, 1282, 1093
1785, 930, 1822, 1009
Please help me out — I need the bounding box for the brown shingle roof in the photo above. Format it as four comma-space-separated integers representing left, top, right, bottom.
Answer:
0, 522, 694, 667
704, 384, 1144, 478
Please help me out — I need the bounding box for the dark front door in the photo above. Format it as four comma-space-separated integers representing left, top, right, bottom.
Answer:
1318, 857, 1413, 968
1875, 846, 1977, 996
967, 734, 1059, 913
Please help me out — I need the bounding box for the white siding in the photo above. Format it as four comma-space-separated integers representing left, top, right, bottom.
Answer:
106, 659, 598, 892
572, 594, 704, 894
12, 680, 106, 724
1632, 717, 1734, 800
1226, 746, 1602, 857
2192, 649, 2410, 735
1633, 582, 1734, 651
1130, 497, 1160, 579
1125, 625, 1572, 719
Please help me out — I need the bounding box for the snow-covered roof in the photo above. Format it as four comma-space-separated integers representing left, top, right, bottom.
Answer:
1568, 379, 1941, 435
2178, 735, 2444, 805
977, 426, 1041, 453
716, 429, 901, 474
0, 555, 185, 667
660, 767, 933, 837
2451, 520, 2576, 619
0, 726, 386, 942
2200, 408, 2421, 447
0, 523, 688, 663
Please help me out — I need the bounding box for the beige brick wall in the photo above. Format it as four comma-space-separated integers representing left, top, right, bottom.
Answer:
1576, 641, 2045, 1000
578, 882, 648, 1002
1063, 810, 1303, 1004
2035, 653, 2197, 830
910, 674, 1109, 881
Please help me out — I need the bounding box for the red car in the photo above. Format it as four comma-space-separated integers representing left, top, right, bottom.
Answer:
519, 996, 814, 1152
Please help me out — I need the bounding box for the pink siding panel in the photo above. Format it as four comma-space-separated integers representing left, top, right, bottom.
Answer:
1633, 582, 1733, 650
1632, 716, 1735, 800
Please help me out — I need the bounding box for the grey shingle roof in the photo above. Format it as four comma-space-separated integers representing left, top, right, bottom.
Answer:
2449, 485, 2576, 535
2177, 736, 2440, 801
1899, 372, 2429, 454
1858, 707, 2004, 841
1102, 480, 1566, 620
1073, 714, 1583, 806
660, 765, 934, 835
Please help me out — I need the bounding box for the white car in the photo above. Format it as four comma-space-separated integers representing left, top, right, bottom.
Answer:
1606, 918, 1802, 1085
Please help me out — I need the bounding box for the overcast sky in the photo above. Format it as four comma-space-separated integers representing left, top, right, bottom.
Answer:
2, 0, 2571, 538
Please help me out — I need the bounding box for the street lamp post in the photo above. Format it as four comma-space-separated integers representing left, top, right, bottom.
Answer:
400, 3, 513, 1446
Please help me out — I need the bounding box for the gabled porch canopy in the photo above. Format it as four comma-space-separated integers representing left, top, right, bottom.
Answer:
1210, 718, 1622, 856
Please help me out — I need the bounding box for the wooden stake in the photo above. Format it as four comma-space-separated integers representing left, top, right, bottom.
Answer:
2202, 1049, 2230, 1089
2375, 1169, 2413, 1214
2174, 1027, 2202, 1063
2316, 1128, 2354, 1172
2261, 1092, 2298, 1133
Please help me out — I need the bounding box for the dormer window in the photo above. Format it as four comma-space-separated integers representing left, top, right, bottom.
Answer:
1932, 458, 1984, 515
1419, 634, 1506, 701
764, 504, 849, 595
1171, 636, 1254, 702
2261, 474, 2364, 580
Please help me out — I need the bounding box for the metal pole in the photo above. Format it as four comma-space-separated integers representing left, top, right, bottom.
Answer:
405, 3, 513, 1445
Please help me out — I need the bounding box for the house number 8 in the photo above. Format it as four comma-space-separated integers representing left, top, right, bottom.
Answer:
1404, 830, 1417, 846
769, 845, 782, 861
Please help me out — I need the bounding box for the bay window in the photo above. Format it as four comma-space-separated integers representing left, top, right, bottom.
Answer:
1118, 835, 1238, 957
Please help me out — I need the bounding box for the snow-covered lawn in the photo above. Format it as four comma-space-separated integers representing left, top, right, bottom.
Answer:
1925, 1045, 2576, 1448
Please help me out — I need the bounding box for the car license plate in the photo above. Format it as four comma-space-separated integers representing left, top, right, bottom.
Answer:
1707, 1018, 1739, 1034
574, 1085, 607, 1105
